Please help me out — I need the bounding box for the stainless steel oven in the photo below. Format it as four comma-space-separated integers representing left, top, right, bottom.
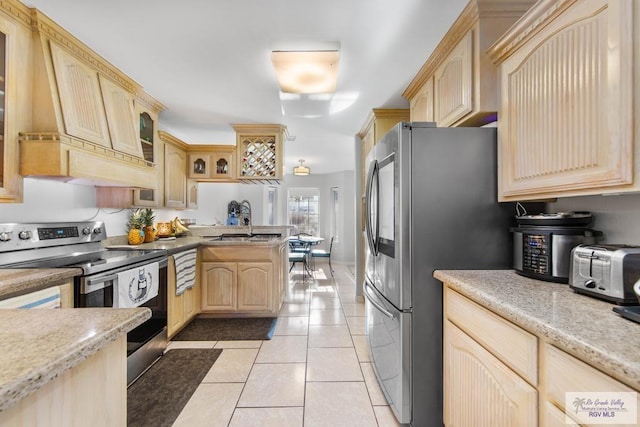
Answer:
0, 221, 168, 385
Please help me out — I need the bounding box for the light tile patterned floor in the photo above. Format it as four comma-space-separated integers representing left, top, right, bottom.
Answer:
168, 262, 401, 427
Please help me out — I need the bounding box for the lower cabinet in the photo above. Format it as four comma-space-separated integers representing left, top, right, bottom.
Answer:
167, 254, 200, 338
444, 287, 640, 426
199, 243, 285, 316
0, 336, 126, 426
445, 320, 537, 427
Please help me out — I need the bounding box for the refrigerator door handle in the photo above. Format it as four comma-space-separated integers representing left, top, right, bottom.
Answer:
365, 160, 379, 256
364, 280, 395, 319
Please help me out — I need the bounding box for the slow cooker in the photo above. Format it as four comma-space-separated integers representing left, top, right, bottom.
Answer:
511, 212, 602, 283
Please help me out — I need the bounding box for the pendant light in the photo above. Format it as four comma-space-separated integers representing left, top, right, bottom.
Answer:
293, 159, 310, 176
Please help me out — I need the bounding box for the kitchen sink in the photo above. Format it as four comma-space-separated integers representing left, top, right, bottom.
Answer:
209, 233, 280, 243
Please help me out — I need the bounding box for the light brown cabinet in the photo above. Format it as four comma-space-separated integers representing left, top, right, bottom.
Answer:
444, 285, 640, 426
160, 131, 188, 209
409, 77, 434, 123
49, 42, 112, 149
186, 180, 198, 209
445, 320, 537, 426
188, 146, 236, 181
167, 254, 201, 338
403, 0, 535, 127
0, 1, 31, 203
489, 0, 637, 201
233, 124, 287, 181
21, 8, 161, 189
357, 109, 409, 196
199, 242, 286, 316
201, 261, 237, 311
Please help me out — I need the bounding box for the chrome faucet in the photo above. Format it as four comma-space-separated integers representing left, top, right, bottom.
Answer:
240, 199, 252, 226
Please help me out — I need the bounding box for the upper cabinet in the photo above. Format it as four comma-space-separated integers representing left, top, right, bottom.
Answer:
48, 42, 112, 148
187, 146, 236, 181
159, 131, 188, 209
488, 0, 636, 201
357, 109, 410, 195
20, 8, 164, 188
0, 1, 30, 203
233, 124, 287, 181
403, 0, 536, 127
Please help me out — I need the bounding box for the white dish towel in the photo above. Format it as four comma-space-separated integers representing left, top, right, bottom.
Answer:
116, 262, 159, 308
174, 249, 197, 296
0, 286, 61, 309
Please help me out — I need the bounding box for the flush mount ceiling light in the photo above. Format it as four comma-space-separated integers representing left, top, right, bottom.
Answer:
271, 50, 339, 94
293, 159, 310, 176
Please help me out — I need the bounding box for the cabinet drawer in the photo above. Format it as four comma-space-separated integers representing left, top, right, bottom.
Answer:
200, 246, 272, 262
545, 343, 639, 416
445, 288, 537, 384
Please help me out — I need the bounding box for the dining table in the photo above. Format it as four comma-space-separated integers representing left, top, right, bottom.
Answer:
288, 235, 325, 276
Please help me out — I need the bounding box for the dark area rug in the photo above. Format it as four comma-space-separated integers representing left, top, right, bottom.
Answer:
128, 348, 222, 427
172, 316, 278, 341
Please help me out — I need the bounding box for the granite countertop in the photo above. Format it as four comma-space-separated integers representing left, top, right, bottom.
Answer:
434, 270, 640, 391
0, 307, 150, 411
106, 236, 204, 255
106, 235, 287, 254
0, 268, 81, 300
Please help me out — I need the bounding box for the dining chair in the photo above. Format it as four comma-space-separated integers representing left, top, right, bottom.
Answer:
288, 242, 309, 280
311, 236, 334, 276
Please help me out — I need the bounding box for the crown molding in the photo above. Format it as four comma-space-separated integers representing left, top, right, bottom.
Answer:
487, 0, 577, 64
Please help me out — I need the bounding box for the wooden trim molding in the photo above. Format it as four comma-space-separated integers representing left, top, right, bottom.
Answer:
0, 0, 31, 29
487, 0, 578, 64
403, 0, 536, 100
158, 131, 190, 150
357, 108, 409, 139
20, 132, 154, 168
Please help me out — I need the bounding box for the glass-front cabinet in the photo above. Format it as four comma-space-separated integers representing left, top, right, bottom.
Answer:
0, 2, 29, 203
187, 146, 236, 181
132, 109, 161, 207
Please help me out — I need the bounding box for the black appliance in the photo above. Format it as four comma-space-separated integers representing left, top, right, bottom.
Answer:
0, 221, 168, 385
511, 212, 602, 283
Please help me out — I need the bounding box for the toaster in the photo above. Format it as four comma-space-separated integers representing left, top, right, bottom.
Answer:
569, 244, 640, 305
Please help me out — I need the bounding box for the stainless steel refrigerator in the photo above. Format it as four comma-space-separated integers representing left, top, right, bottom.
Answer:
363, 122, 514, 426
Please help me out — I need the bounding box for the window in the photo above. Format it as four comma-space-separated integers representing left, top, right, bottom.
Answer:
330, 187, 339, 241
288, 189, 319, 235
267, 187, 277, 225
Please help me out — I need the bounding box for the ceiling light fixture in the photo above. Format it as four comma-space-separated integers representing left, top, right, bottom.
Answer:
293, 159, 310, 176
271, 50, 339, 94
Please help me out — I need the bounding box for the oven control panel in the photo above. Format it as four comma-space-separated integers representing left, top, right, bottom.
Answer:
0, 221, 106, 252
38, 226, 80, 240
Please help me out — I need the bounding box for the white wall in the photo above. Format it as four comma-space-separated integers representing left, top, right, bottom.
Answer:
1, 177, 356, 263
0, 178, 183, 236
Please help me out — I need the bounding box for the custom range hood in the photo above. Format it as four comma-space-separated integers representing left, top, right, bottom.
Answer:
19, 8, 164, 187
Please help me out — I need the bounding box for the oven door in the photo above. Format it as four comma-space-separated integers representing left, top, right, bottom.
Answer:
74, 257, 167, 370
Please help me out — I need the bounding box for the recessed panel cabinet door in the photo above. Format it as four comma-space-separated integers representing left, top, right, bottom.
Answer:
444, 320, 537, 427
164, 143, 187, 208
434, 31, 473, 127
498, 0, 633, 200
237, 262, 272, 312
99, 75, 143, 158
201, 262, 237, 311
49, 42, 112, 148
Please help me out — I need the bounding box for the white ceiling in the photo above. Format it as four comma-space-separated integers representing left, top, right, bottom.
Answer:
24, 0, 468, 175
